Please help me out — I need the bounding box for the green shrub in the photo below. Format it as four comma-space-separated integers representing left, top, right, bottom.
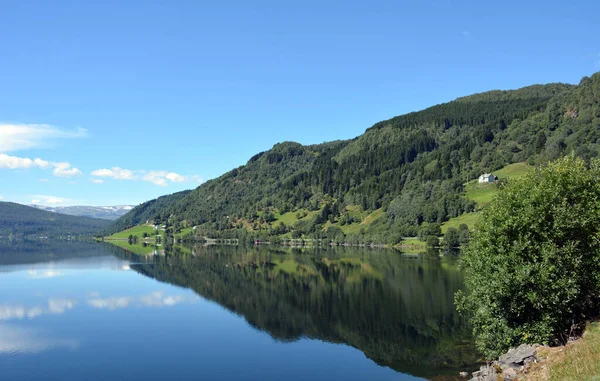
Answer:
456, 156, 600, 358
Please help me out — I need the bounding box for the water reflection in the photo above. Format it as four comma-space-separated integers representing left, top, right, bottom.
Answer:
0, 324, 79, 355
114, 244, 480, 379
0, 241, 480, 380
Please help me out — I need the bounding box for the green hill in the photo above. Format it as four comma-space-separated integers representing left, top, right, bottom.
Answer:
107, 72, 600, 244
0, 202, 110, 239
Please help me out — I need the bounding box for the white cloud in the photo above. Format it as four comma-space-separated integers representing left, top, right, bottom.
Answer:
91, 166, 199, 186
0, 124, 86, 152
91, 167, 134, 180
165, 172, 185, 182
91, 179, 104, 184
0, 153, 81, 178
39, 178, 49, 183
31, 195, 68, 205
0, 195, 3, 200
0, 153, 49, 169
52, 162, 81, 177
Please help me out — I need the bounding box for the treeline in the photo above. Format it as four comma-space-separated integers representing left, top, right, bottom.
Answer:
106, 72, 600, 243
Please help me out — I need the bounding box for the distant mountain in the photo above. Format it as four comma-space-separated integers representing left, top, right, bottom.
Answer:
0, 202, 110, 239
30, 204, 133, 220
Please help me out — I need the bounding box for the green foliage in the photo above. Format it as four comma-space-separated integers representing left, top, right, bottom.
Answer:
0, 202, 110, 238
443, 227, 460, 250
457, 156, 600, 358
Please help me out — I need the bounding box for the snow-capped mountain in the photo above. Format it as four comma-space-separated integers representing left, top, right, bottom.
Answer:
29, 205, 134, 220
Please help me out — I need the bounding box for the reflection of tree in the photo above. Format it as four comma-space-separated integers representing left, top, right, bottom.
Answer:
115, 245, 480, 378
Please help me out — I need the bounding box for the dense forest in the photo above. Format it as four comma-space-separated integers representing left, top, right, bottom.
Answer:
0, 202, 110, 239
107, 72, 600, 243
113, 244, 479, 378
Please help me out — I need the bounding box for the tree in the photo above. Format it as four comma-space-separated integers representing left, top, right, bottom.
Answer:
458, 224, 470, 245
443, 227, 460, 250
456, 156, 600, 358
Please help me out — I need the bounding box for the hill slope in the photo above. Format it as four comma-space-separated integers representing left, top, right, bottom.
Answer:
0, 202, 111, 238
108, 72, 600, 242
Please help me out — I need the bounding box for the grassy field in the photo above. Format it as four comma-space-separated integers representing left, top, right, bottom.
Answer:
107, 224, 158, 240
340, 208, 384, 235
526, 322, 600, 381
396, 237, 427, 253
441, 212, 481, 233
465, 162, 531, 207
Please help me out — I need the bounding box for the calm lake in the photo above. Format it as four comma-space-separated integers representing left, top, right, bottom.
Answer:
0, 241, 479, 380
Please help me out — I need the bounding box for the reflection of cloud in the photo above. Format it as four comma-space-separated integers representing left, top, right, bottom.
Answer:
88, 291, 199, 310
87, 297, 132, 311
27, 270, 64, 279
48, 299, 75, 314
139, 291, 188, 307
0, 324, 78, 354
0, 299, 76, 321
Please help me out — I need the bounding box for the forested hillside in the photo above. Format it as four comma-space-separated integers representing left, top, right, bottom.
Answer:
0, 202, 110, 238
107, 72, 600, 243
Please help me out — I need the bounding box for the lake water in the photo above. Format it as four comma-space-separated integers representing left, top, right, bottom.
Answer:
0, 241, 479, 380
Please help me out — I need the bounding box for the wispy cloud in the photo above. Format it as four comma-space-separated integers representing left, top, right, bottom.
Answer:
39, 178, 49, 183
91, 167, 134, 180
0, 153, 81, 178
461, 31, 471, 38
0, 124, 86, 153
91, 166, 203, 187
0, 195, 3, 200
91, 179, 104, 184
30, 195, 70, 205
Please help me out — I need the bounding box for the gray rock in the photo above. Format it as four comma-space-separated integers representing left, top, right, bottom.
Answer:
459, 371, 469, 378
499, 344, 537, 368
470, 364, 498, 381
502, 367, 517, 380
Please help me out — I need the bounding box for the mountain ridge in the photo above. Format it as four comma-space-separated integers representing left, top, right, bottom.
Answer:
106, 72, 600, 243
29, 204, 133, 220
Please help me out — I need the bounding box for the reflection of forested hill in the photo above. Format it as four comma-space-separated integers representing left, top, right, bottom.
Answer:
0, 240, 120, 266
116, 245, 480, 378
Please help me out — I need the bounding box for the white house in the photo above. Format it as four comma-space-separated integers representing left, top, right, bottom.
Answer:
478, 173, 498, 183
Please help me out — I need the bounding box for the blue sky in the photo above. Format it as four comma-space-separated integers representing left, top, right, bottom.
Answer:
1, 0, 598, 206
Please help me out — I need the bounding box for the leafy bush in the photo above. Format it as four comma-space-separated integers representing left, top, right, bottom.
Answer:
456, 156, 600, 358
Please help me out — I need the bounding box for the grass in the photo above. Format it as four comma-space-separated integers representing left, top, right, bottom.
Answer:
174, 227, 193, 239
526, 322, 600, 381
441, 212, 480, 233
465, 162, 531, 208
107, 224, 158, 240
396, 237, 427, 253
340, 208, 384, 235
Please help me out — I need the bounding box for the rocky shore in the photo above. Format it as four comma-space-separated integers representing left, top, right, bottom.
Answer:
462, 344, 539, 381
